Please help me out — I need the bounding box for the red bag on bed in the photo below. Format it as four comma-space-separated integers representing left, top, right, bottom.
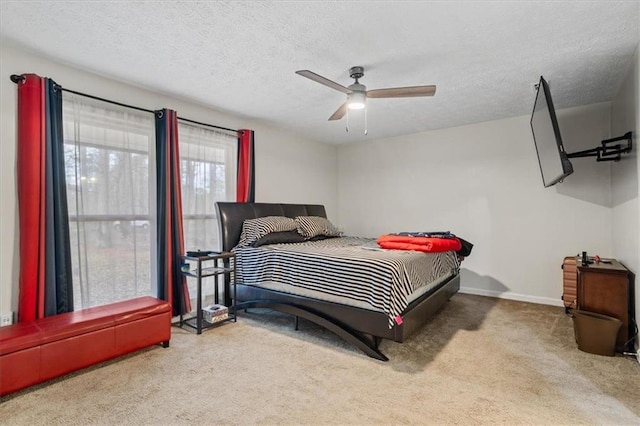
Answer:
376, 234, 462, 253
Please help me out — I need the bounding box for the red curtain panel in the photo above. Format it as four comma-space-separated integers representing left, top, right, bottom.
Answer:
17, 74, 47, 322
236, 129, 255, 202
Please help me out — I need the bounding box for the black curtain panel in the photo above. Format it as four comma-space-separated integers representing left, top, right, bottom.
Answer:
155, 109, 190, 316
44, 78, 74, 316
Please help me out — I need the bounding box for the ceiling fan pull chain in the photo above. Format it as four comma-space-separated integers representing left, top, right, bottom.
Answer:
345, 108, 350, 133
364, 108, 368, 135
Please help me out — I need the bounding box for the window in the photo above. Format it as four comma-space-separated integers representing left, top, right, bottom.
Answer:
178, 122, 237, 252
63, 94, 155, 309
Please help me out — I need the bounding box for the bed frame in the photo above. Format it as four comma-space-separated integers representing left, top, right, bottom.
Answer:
216, 202, 460, 361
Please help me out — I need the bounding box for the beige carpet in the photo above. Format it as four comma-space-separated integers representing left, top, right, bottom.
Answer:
1, 294, 638, 425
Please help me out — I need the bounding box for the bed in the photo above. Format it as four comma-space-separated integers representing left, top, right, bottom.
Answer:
216, 202, 461, 361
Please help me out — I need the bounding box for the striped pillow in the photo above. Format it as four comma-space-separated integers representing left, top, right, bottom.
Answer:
295, 216, 342, 239
237, 216, 298, 248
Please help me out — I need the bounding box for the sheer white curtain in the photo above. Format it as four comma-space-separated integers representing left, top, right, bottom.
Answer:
178, 122, 237, 252
63, 93, 156, 308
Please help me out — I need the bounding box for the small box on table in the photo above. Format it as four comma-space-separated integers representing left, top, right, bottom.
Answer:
202, 304, 229, 324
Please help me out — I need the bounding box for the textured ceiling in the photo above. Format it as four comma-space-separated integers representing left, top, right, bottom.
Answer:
1, 1, 639, 144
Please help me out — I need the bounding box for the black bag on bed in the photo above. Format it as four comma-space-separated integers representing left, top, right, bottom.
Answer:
457, 237, 474, 257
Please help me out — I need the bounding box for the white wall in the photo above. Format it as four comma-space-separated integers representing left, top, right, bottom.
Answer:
3, 40, 636, 326
0, 43, 338, 317
610, 42, 639, 353
338, 104, 614, 306
554, 104, 613, 206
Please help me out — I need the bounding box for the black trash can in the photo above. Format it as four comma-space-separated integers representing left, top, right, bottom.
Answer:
572, 310, 622, 356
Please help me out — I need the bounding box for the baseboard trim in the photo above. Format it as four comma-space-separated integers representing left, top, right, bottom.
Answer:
459, 286, 564, 307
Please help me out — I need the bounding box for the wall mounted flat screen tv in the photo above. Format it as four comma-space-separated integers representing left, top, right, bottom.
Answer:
530, 76, 574, 187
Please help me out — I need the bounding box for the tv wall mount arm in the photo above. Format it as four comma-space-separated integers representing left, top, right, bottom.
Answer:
566, 131, 633, 162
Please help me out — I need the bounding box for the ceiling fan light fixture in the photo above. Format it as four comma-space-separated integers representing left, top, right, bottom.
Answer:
347, 91, 366, 110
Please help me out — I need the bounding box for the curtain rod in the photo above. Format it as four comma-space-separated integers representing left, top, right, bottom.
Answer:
176, 116, 237, 134
10, 74, 239, 134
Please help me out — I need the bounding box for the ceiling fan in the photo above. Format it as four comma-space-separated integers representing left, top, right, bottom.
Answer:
295, 66, 436, 121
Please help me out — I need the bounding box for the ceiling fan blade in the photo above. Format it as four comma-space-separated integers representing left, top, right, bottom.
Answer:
328, 102, 348, 121
366, 85, 436, 98
296, 70, 352, 94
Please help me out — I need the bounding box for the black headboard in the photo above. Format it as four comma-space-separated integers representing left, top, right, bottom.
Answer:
215, 202, 327, 252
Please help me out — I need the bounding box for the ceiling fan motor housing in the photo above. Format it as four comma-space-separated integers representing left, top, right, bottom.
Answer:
348, 82, 366, 93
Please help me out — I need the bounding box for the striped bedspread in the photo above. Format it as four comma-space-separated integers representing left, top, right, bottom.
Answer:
234, 236, 460, 328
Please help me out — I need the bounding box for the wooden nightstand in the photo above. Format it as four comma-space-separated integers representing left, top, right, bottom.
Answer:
577, 259, 634, 352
